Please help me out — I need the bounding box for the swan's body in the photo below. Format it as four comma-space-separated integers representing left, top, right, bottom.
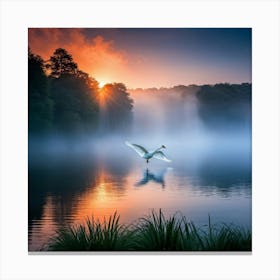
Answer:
125, 141, 171, 163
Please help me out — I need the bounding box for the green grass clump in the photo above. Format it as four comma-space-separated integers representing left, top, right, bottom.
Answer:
48, 212, 134, 251
197, 216, 251, 251
132, 209, 183, 250
47, 210, 251, 251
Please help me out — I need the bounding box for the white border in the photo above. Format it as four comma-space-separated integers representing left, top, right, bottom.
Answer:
1, 0, 279, 280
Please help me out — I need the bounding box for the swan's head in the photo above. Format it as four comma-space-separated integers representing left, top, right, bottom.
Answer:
161, 145, 166, 149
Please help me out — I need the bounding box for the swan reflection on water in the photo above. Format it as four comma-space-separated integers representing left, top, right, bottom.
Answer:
135, 168, 167, 188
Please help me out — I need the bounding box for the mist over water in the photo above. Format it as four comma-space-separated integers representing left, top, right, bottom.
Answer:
28, 88, 251, 251
128, 89, 250, 169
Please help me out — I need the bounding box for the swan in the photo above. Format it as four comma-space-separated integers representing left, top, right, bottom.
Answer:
125, 141, 171, 163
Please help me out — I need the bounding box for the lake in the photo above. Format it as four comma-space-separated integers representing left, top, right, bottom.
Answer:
28, 135, 251, 251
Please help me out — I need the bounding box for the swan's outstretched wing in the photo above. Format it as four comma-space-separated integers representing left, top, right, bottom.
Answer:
153, 151, 172, 162
125, 141, 148, 157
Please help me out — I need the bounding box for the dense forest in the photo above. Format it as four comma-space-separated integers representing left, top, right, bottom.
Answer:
28, 48, 133, 136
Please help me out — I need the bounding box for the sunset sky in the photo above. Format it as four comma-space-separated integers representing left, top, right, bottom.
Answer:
28, 28, 251, 88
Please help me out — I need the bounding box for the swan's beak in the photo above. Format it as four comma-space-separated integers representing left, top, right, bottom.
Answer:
162, 145, 166, 149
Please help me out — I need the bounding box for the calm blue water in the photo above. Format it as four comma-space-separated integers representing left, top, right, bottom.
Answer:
28, 135, 251, 251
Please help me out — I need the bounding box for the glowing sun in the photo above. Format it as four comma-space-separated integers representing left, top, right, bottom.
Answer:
98, 78, 111, 88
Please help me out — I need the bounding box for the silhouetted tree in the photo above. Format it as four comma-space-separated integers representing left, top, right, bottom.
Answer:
28, 48, 53, 133
46, 48, 78, 78
43, 48, 99, 134
98, 83, 133, 132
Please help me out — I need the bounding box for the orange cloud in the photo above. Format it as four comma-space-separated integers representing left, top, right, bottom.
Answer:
28, 28, 128, 83
29, 28, 208, 88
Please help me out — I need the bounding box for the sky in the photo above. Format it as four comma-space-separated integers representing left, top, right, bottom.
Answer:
28, 28, 251, 88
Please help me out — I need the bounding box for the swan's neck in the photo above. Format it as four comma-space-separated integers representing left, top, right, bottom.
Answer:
154, 147, 163, 152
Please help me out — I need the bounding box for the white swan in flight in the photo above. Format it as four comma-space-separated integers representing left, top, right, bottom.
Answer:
125, 141, 171, 163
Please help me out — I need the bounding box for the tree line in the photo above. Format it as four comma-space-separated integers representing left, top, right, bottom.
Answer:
28, 48, 133, 136
130, 83, 251, 129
